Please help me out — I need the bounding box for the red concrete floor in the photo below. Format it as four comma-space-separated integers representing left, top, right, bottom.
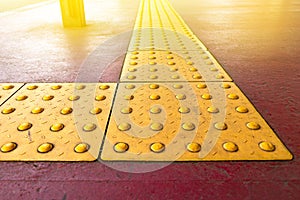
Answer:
0, 0, 300, 199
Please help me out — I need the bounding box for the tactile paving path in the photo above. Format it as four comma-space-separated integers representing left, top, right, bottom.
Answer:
128, 0, 207, 51
0, 83, 24, 105
120, 50, 232, 82
101, 82, 292, 161
0, 0, 292, 161
0, 83, 116, 161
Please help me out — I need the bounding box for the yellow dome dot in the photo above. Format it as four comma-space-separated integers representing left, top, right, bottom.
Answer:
149, 75, 158, 79
121, 107, 133, 114
128, 67, 137, 72
114, 142, 129, 153
236, 106, 249, 113
51, 85, 62, 90
37, 143, 54, 153
149, 94, 160, 100
83, 123, 97, 132
1, 142, 17, 153
149, 61, 157, 65
132, 51, 139, 55
27, 85, 38, 90
176, 94, 186, 100
50, 123, 64, 132
118, 123, 131, 131
246, 122, 260, 130
95, 95, 106, 101
1, 107, 15, 114
206, 61, 213, 65
127, 75, 136, 80
150, 142, 165, 153
202, 55, 209, 59
150, 123, 163, 131
214, 122, 227, 130
192, 74, 202, 79
187, 143, 201, 153
124, 95, 134, 100
189, 67, 198, 72
173, 84, 183, 89
187, 61, 194, 65
221, 83, 231, 89
150, 107, 161, 114
16, 95, 28, 101
90, 107, 102, 115
197, 83, 207, 89
149, 56, 156, 59
223, 142, 238, 152
43, 95, 54, 101
99, 85, 110, 90
31, 107, 44, 114
182, 122, 195, 131
149, 68, 157, 72
207, 106, 219, 113
131, 56, 138, 59
201, 94, 212, 100
216, 74, 225, 79
17, 122, 32, 131
2, 85, 14, 90
210, 68, 218, 71
74, 143, 90, 153
166, 55, 174, 59
68, 95, 80, 101
178, 107, 190, 114
75, 85, 86, 90
60, 107, 73, 115
149, 84, 159, 89
125, 84, 135, 89
171, 75, 179, 79
167, 61, 176, 65
259, 141, 275, 152
169, 67, 178, 72
129, 61, 138, 65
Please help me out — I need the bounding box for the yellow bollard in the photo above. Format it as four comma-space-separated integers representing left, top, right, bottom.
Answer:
59, 0, 86, 27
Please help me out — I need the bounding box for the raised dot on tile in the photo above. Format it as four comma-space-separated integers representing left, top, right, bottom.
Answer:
182, 122, 195, 131
74, 143, 89, 153
150, 142, 165, 153
214, 122, 227, 130
50, 123, 64, 132
246, 122, 260, 130
114, 142, 129, 153
259, 141, 275, 152
187, 142, 201, 153
37, 143, 54, 153
118, 123, 131, 131
83, 123, 97, 132
223, 142, 238, 152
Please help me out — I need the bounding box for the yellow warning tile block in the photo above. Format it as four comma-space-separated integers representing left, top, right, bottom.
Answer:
0, 83, 116, 161
120, 51, 231, 82
101, 82, 292, 161
130, 0, 208, 51
0, 83, 24, 106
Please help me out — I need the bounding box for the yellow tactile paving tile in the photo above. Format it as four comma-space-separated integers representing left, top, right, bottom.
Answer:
120, 50, 232, 82
0, 83, 116, 161
129, 0, 207, 51
0, 83, 24, 106
101, 82, 292, 161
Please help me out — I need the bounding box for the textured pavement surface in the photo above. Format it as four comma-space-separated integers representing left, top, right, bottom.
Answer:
0, 0, 299, 199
